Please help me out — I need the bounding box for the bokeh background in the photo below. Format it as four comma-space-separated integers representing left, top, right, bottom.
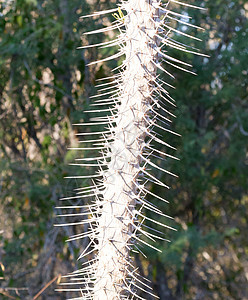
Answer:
0, 0, 247, 299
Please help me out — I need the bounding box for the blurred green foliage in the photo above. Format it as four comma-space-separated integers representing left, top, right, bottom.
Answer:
0, 0, 247, 299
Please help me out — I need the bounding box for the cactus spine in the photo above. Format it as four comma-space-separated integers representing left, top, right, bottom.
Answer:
58, 0, 206, 299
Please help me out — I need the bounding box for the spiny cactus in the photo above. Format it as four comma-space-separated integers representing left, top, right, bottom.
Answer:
57, 0, 206, 299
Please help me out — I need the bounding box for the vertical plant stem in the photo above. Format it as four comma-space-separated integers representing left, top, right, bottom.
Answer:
60, 0, 205, 298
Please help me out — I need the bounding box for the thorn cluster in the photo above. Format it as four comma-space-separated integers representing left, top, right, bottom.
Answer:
58, 0, 205, 299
